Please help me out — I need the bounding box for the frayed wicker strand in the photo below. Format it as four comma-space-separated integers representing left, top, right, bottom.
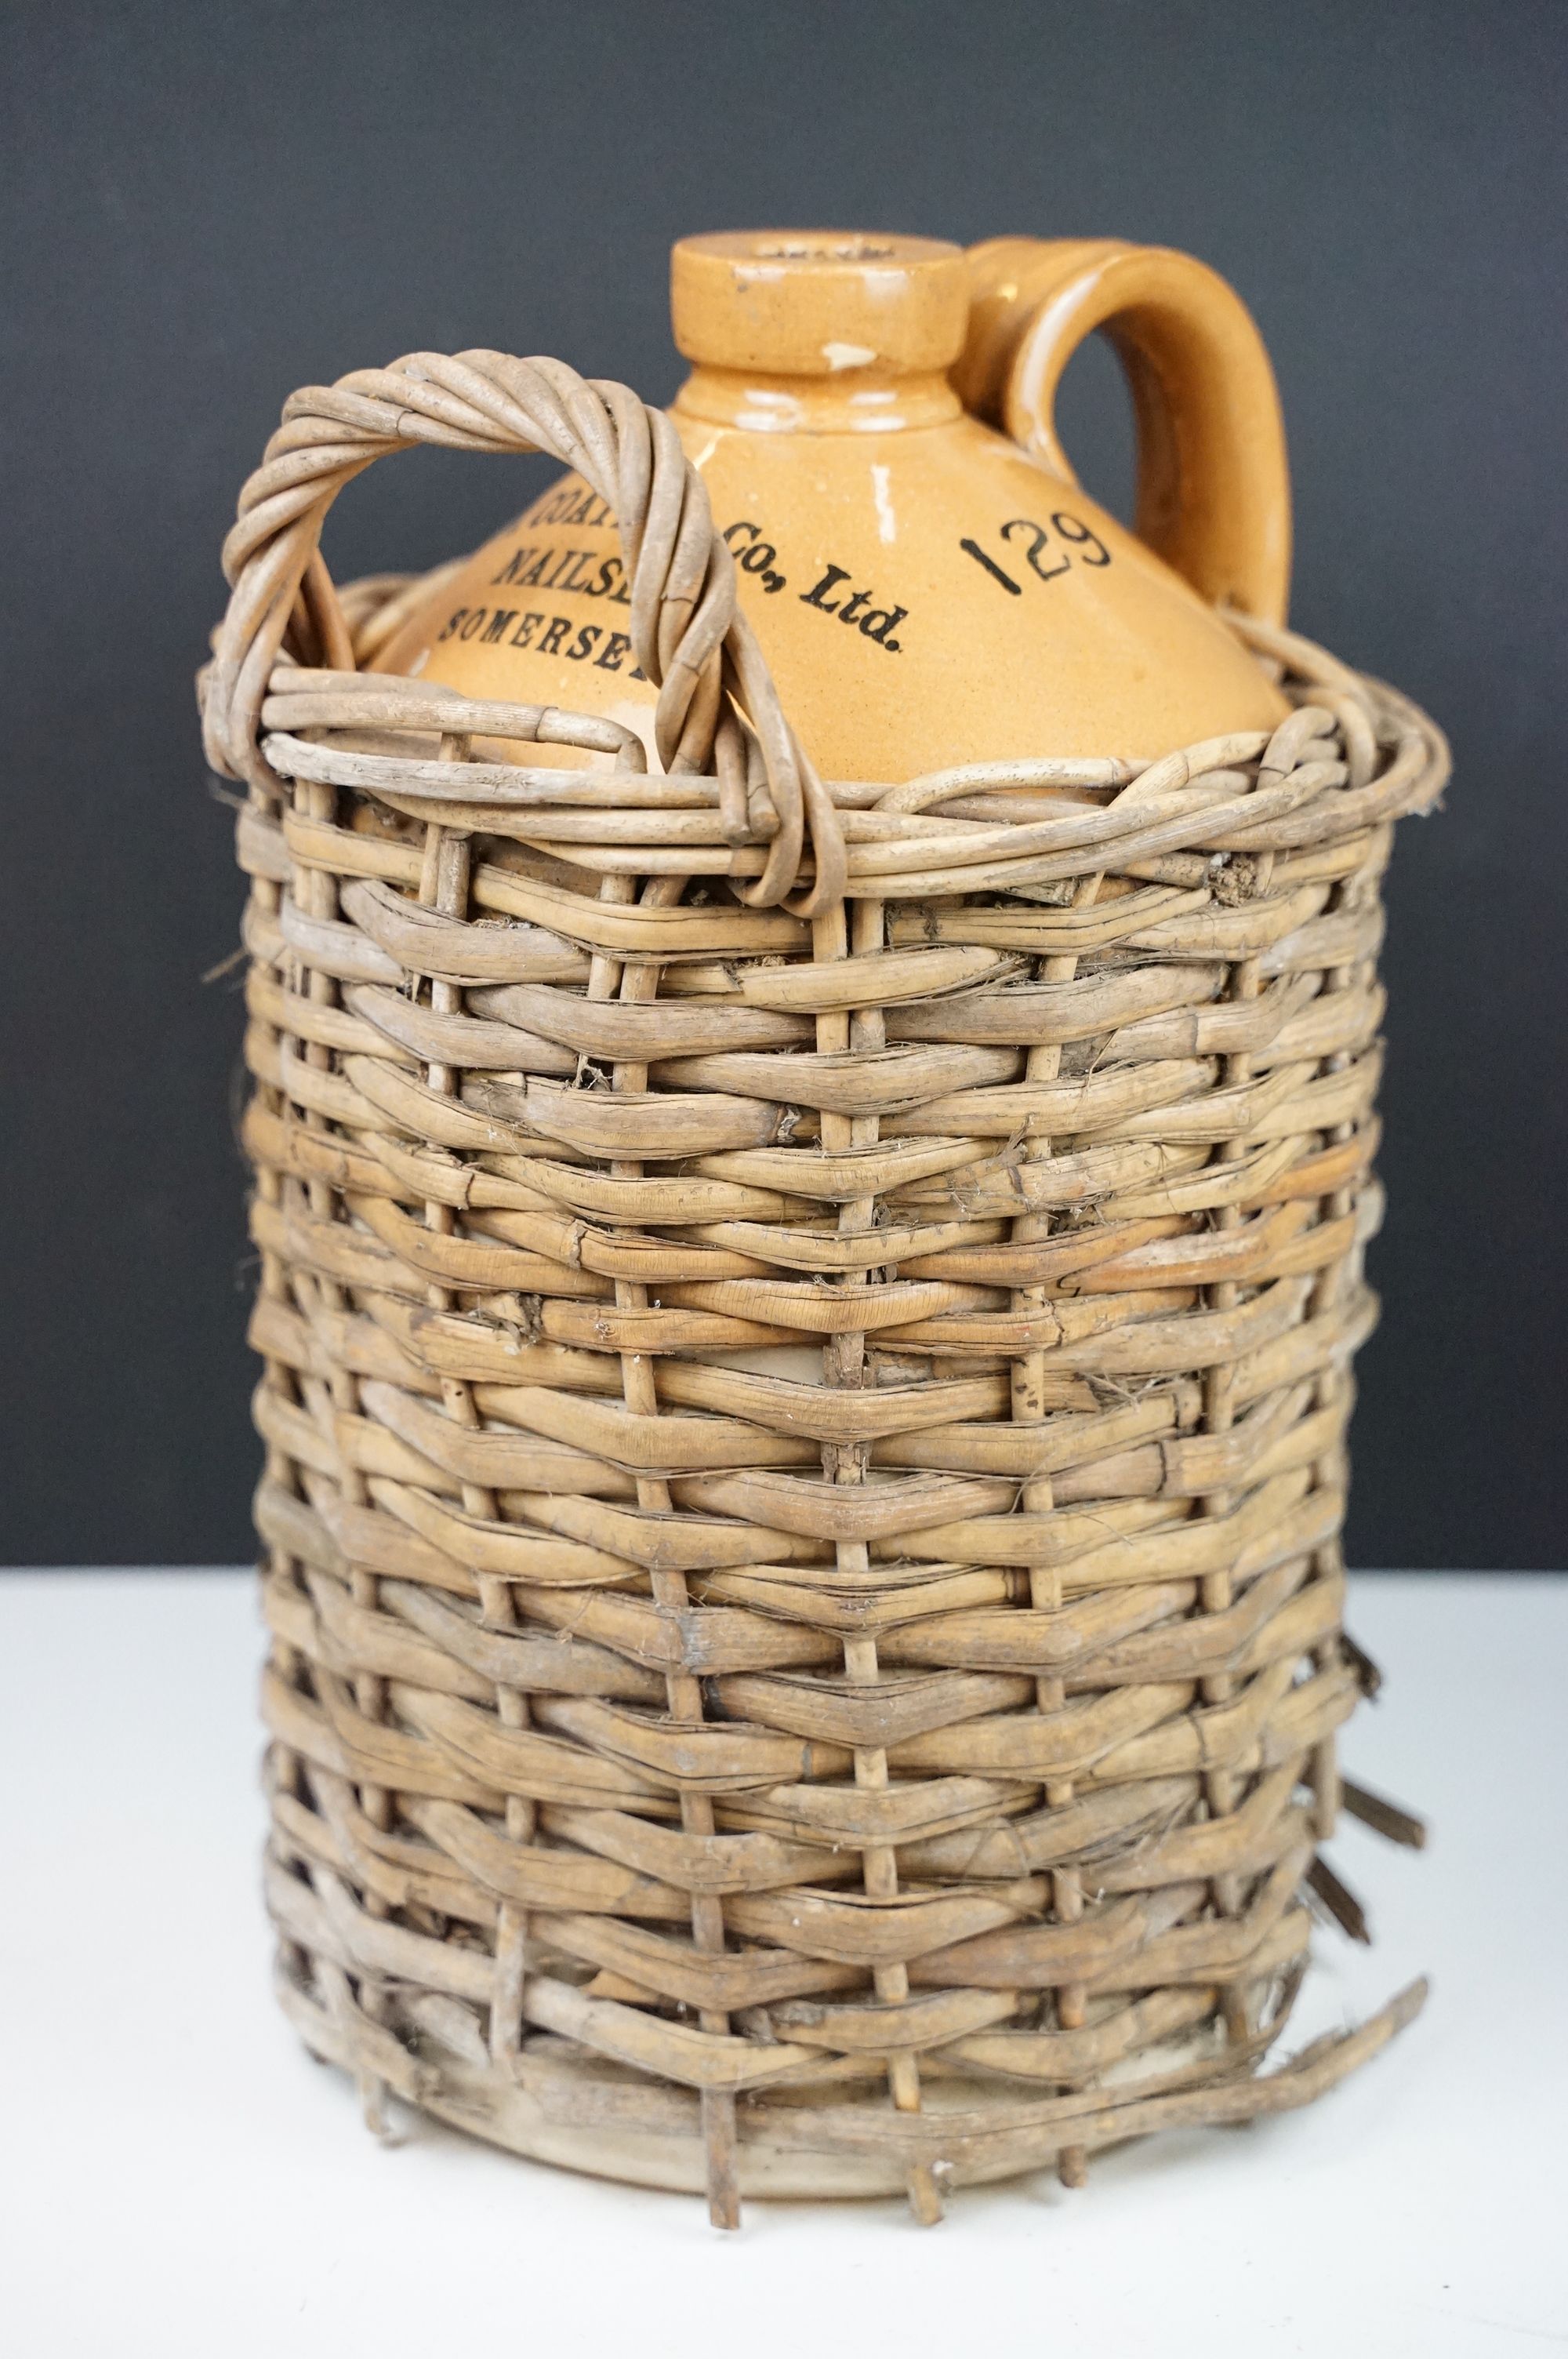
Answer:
208, 352, 1444, 2226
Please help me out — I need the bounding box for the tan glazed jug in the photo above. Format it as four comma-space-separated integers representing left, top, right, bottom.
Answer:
374, 231, 1294, 777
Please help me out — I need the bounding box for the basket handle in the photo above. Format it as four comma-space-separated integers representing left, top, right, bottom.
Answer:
954, 238, 1291, 626
202, 349, 846, 912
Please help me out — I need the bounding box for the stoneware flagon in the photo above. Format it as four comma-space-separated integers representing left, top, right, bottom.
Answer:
375, 233, 1290, 775
204, 231, 1444, 2228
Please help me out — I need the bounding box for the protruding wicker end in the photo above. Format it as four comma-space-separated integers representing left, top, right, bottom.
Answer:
1308, 1852, 1372, 1943
358, 2070, 392, 2141
1058, 2146, 1088, 2190
1340, 1632, 1384, 1699
1341, 1777, 1429, 1849
702, 2092, 742, 2231
907, 2163, 946, 2226
1247, 1976, 1429, 2115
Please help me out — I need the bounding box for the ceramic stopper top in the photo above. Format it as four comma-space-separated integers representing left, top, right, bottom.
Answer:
670, 231, 969, 377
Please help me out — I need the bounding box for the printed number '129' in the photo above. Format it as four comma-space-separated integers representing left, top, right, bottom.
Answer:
960, 512, 1112, 595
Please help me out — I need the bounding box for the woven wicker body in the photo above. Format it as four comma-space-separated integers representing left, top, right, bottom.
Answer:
207, 348, 1442, 2224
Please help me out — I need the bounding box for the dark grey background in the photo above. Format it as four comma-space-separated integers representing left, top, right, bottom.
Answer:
4, 0, 1563, 1567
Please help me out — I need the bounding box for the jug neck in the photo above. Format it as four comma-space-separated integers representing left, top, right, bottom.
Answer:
669, 231, 970, 437
673, 362, 962, 435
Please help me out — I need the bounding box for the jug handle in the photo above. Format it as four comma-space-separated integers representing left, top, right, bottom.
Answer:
955, 238, 1291, 626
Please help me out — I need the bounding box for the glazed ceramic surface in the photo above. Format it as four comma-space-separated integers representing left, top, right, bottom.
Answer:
375, 231, 1292, 775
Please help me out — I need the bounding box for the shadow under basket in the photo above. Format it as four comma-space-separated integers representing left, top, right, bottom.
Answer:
207, 351, 1443, 2226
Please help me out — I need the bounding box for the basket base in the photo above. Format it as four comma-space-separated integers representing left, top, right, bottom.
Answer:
281, 1960, 1428, 2205
424, 2050, 923, 2201
280, 1954, 1024, 2197
322, 2013, 1225, 2201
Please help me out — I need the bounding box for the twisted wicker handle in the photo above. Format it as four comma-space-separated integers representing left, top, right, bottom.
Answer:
956, 239, 1292, 626
204, 349, 847, 911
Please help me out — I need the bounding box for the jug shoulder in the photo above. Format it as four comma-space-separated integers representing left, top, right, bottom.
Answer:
374, 411, 1286, 779
372, 474, 651, 766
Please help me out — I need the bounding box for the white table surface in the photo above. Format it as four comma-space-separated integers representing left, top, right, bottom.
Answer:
2, 1570, 1561, 2358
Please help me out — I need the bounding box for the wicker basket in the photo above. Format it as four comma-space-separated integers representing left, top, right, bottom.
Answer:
204, 347, 1443, 2226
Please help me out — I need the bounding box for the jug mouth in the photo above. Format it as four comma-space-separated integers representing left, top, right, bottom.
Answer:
671, 230, 969, 379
